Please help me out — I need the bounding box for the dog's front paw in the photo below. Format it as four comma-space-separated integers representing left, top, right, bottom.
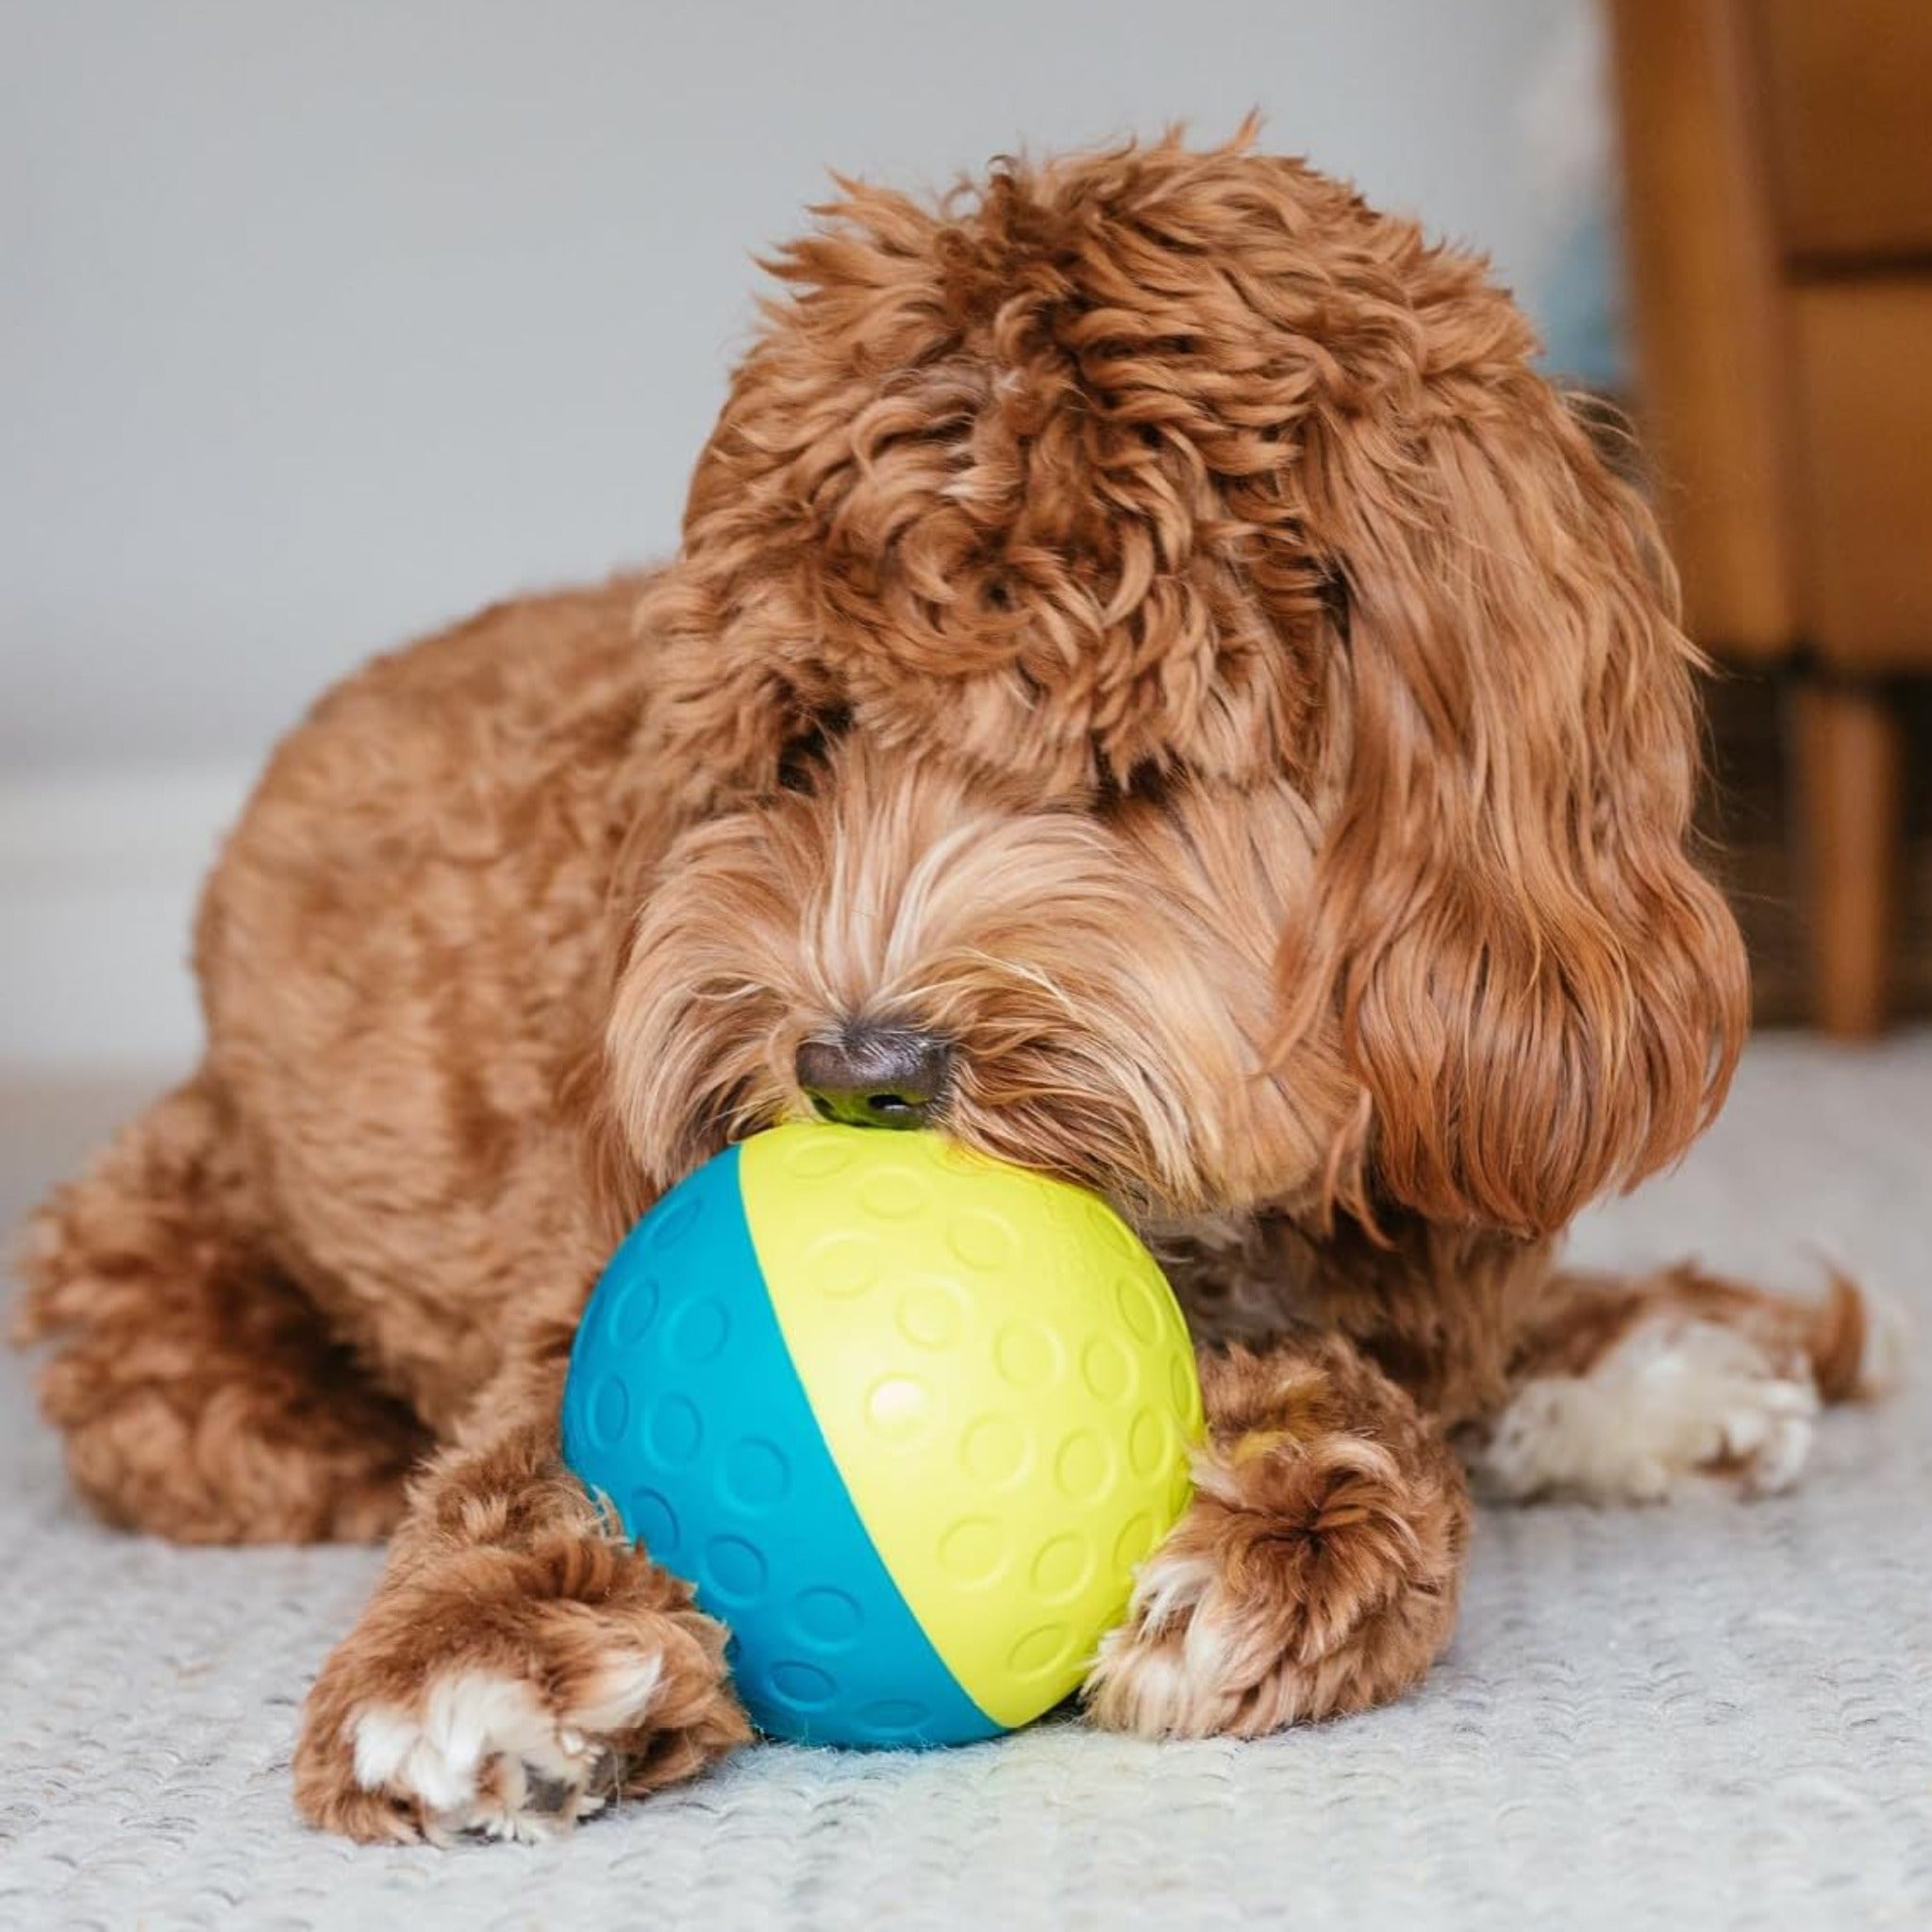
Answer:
293, 1538, 749, 1844
1084, 1424, 1468, 1739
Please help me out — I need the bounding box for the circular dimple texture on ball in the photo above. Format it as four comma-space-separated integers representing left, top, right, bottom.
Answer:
858, 1165, 931, 1221
1128, 1407, 1169, 1478
865, 1375, 931, 1444
1115, 1272, 1160, 1344
1030, 1532, 1093, 1605
1007, 1624, 1072, 1680
993, 1320, 1064, 1391
778, 1134, 858, 1180
939, 1516, 1008, 1588
1081, 1334, 1134, 1403
705, 1536, 768, 1607
805, 1230, 881, 1300
626, 1487, 679, 1557
1160, 1292, 1192, 1348
895, 1278, 967, 1351
960, 1412, 1029, 1488
1086, 1202, 1143, 1260
719, 1438, 790, 1513
644, 1192, 702, 1252
1170, 1351, 1197, 1416
647, 1395, 702, 1467
586, 1375, 628, 1451
856, 1699, 932, 1734
720, 1123, 1204, 1740
946, 1208, 1019, 1273
666, 1296, 730, 1364
1055, 1429, 1115, 1504
790, 1587, 863, 1651
1113, 1510, 1158, 1573
769, 1661, 836, 1709
608, 1272, 660, 1346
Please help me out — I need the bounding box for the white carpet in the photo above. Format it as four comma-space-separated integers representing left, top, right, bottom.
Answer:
3, 1037, 1929, 1932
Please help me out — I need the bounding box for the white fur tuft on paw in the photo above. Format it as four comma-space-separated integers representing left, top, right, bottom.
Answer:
1086, 1542, 1238, 1738
1475, 1316, 1822, 1505
347, 1656, 660, 1843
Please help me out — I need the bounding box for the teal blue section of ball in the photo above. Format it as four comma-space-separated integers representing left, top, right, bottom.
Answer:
560, 1142, 1003, 1749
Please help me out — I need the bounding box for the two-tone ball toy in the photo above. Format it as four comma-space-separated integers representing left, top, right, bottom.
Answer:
560, 1123, 1202, 1746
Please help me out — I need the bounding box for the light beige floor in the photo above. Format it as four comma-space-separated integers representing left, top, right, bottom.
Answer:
3, 1040, 1930, 1932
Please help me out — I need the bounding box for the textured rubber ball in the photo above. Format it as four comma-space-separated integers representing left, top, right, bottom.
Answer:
561, 1124, 1203, 1747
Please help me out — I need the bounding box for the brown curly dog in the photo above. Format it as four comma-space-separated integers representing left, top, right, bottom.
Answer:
14, 130, 1887, 1844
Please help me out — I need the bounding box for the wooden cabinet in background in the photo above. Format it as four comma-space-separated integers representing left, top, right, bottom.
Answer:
1609, 0, 1932, 1035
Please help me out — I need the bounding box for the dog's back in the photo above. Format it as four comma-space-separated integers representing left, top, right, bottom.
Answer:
26, 574, 656, 1451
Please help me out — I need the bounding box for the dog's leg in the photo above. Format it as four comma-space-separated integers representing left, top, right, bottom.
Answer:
291, 1345, 749, 1845
1084, 1333, 1470, 1739
13, 1078, 428, 1542
1472, 1265, 1900, 1505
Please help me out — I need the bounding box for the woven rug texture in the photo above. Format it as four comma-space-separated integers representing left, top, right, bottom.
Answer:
3, 1035, 1928, 1931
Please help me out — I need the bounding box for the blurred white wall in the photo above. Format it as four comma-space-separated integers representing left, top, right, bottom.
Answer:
0, 0, 1607, 1069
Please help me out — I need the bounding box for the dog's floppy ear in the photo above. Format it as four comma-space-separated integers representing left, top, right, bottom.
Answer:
1280, 367, 1748, 1238
628, 562, 841, 821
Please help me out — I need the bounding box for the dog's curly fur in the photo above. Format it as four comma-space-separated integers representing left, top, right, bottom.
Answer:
13, 130, 1887, 1843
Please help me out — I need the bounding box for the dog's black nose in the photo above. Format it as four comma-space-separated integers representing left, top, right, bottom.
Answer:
796, 1027, 951, 1129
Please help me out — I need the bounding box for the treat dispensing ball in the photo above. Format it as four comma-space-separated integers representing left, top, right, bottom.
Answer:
561, 1123, 1202, 1747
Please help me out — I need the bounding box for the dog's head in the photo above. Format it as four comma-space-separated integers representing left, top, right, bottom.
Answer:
603, 130, 1746, 1240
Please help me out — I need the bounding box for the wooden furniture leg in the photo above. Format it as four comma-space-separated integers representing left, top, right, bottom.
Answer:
1791, 675, 1906, 1037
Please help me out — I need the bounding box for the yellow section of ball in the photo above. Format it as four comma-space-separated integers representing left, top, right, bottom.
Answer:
739, 1123, 1203, 1732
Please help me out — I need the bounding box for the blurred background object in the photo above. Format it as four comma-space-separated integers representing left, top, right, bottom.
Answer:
1609, 0, 1932, 1036
2, 0, 1926, 1074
